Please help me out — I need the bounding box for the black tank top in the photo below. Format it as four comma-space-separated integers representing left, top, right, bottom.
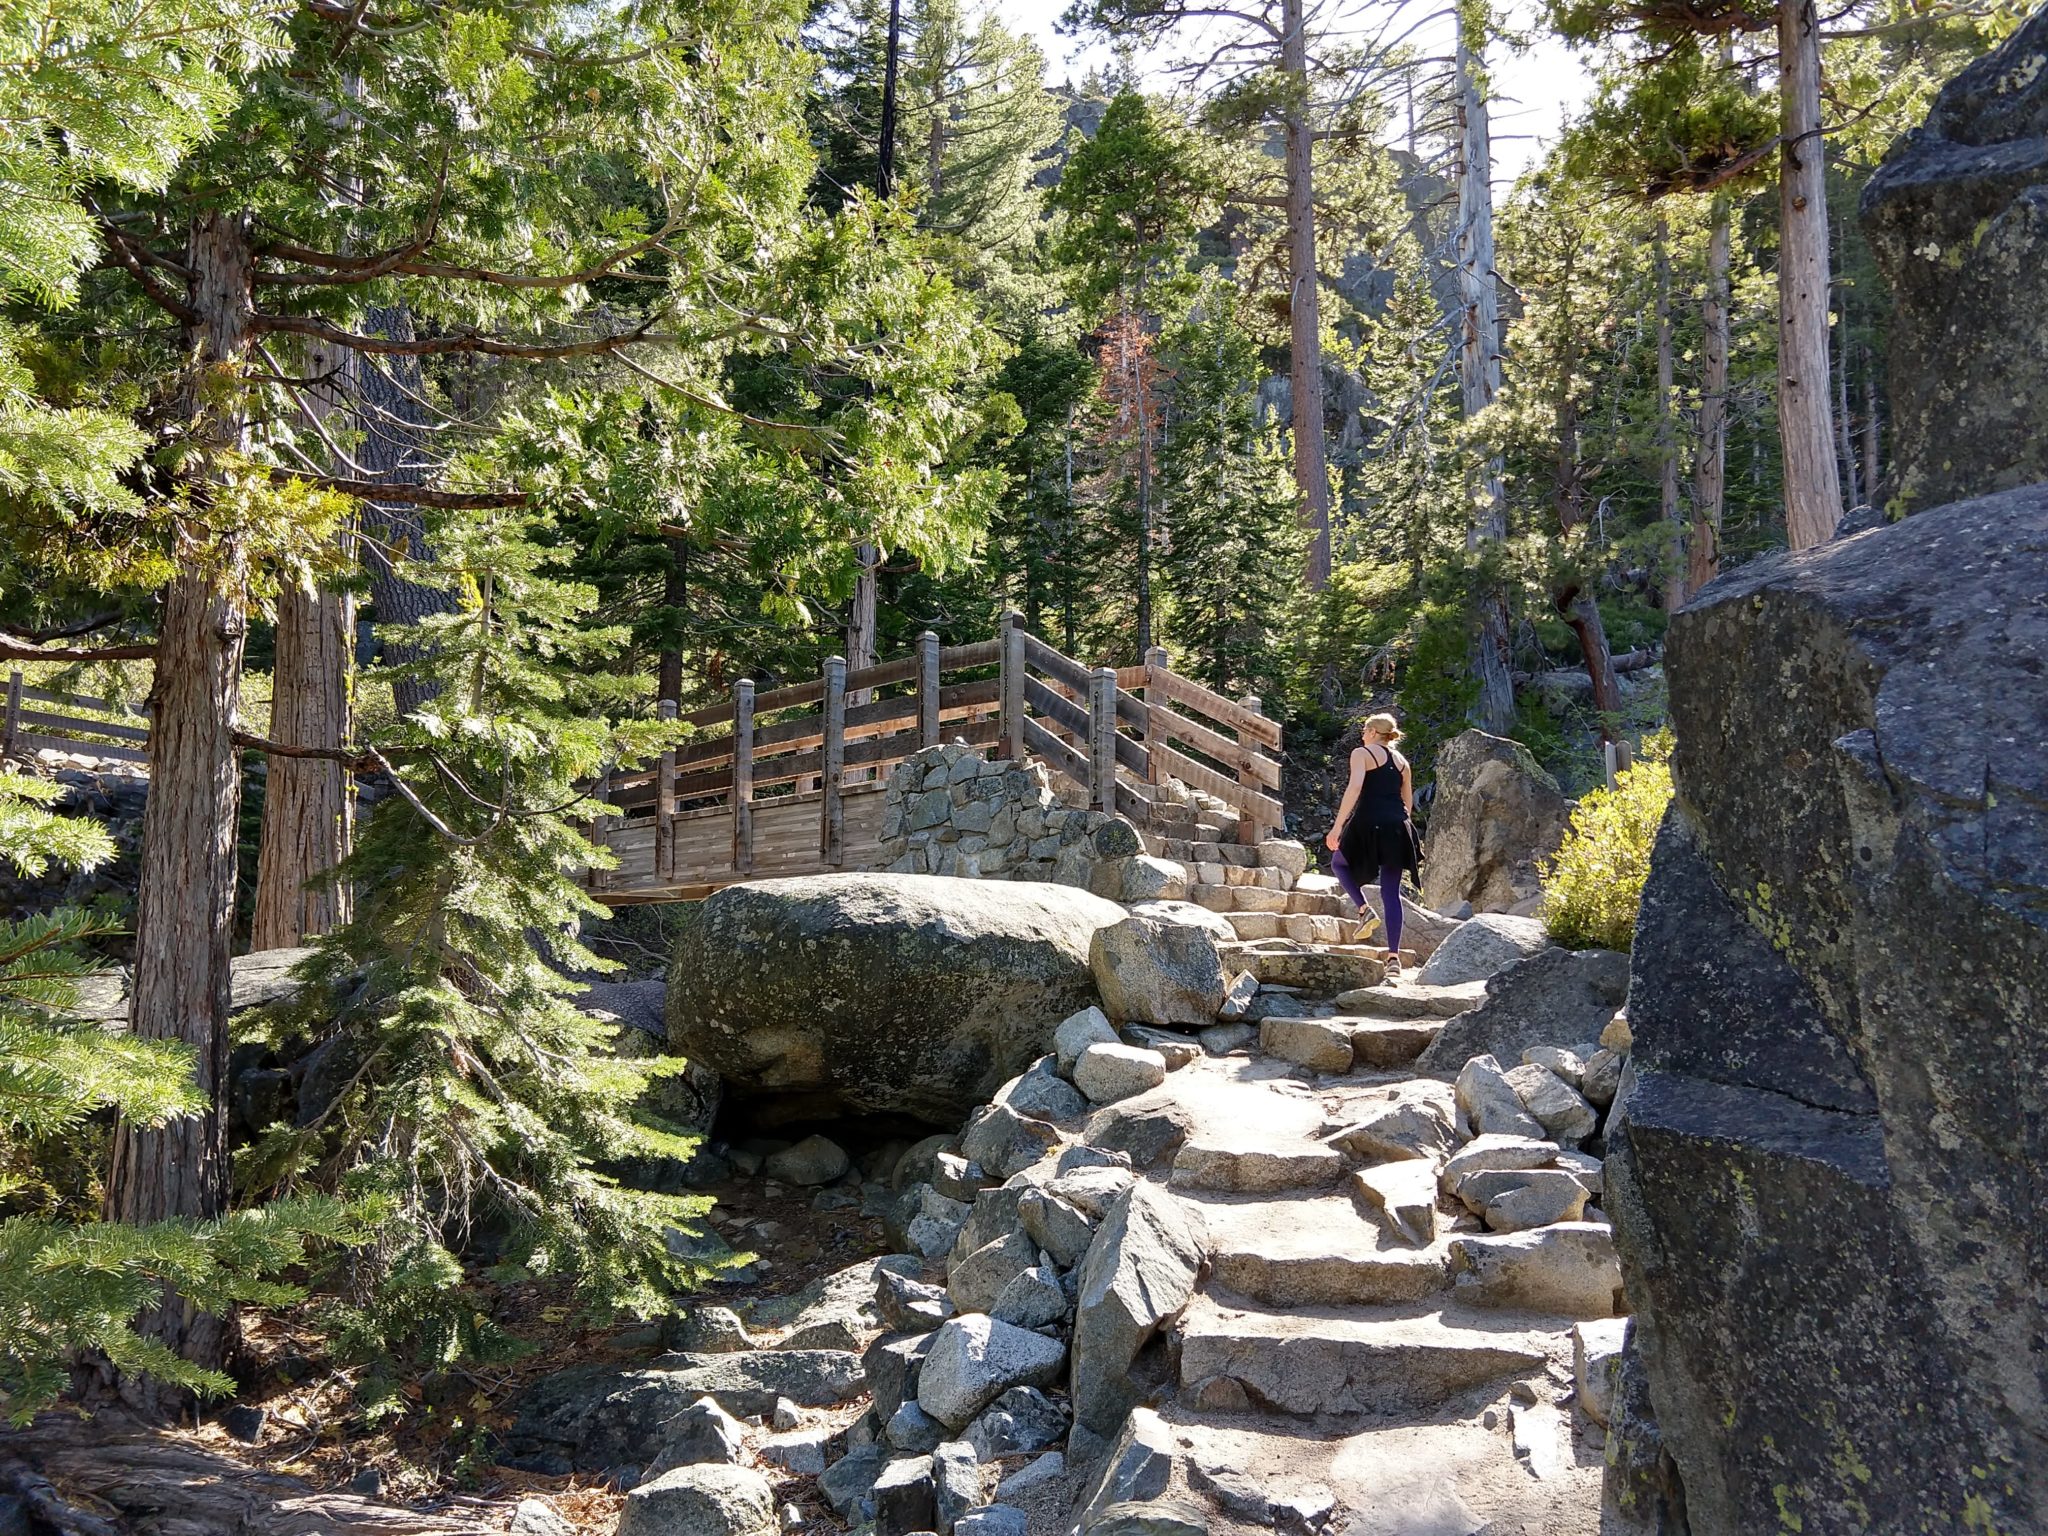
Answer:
1357, 748, 1405, 825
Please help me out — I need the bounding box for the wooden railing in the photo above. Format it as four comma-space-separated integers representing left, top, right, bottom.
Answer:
584, 615, 1284, 898
1, 673, 150, 765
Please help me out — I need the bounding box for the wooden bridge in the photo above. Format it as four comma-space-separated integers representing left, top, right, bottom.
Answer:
586, 616, 1285, 902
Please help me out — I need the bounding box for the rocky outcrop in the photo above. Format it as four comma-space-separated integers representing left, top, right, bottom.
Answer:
664, 874, 1126, 1123
1861, 7, 2048, 512
1414, 945, 1629, 1075
1419, 731, 1570, 916
1607, 485, 2048, 1535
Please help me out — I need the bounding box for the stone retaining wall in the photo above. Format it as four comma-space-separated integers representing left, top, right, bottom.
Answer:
874, 744, 1186, 904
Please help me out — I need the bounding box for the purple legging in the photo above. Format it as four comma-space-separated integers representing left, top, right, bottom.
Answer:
1330, 849, 1403, 954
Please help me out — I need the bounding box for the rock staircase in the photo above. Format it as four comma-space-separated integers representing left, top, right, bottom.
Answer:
1138, 788, 1359, 946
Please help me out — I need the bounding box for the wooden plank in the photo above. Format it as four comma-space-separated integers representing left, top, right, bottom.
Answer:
1236, 694, 1264, 844
1088, 668, 1117, 813
657, 699, 677, 880
940, 638, 1000, 670
1153, 740, 1284, 827
1024, 675, 1089, 739
936, 677, 1000, 715
999, 614, 1025, 760
1114, 776, 1154, 824
589, 770, 613, 890
821, 656, 845, 866
1141, 647, 1169, 788
1114, 665, 1149, 690
17, 709, 150, 744
1021, 717, 1086, 792
917, 632, 940, 747
846, 654, 918, 694
14, 731, 147, 764
1151, 701, 1281, 790
1022, 632, 1091, 694
1143, 665, 1282, 749
732, 680, 754, 874
19, 684, 146, 717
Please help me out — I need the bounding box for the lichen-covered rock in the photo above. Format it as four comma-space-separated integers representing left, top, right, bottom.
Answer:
666, 874, 1125, 1123
1861, 7, 2048, 512
1089, 916, 1227, 1027
1609, 485, 2048, 1535
1419, 731, 1571, 915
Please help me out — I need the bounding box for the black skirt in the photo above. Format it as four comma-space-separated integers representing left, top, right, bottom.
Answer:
1339, 814, 1421, 888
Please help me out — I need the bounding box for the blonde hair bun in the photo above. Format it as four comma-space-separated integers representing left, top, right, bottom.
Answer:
1363, 712, 1403, 743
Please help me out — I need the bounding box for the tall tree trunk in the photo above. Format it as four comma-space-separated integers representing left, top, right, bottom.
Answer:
1654, 215, 1683, 613
1834, 263, 1860, 507
251, 341, 353, 949
1455, 31, 1515, 735
1689, 196, 1730, 598
354, 308, 452, 716
105, 210, 254, 1399
1860, 346, 1882, 503
1281, 0, 1332, 591
1560, 585, 1623, 725
658, 533, 687, 704
1131, 301, 1153, 654
1776, 0, 1843, 549
847, 544, 879, 707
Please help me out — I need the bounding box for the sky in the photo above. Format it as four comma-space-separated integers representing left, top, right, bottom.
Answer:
992, 0, 1594, 185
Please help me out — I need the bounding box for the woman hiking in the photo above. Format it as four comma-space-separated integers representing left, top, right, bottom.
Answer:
1324, 712, 1421, 978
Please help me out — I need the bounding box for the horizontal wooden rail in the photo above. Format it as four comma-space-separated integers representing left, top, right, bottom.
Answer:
1142, 665, 1281, 750
21, 685, 146, 718
17, 709, 149, 744
5, 672, 153, 766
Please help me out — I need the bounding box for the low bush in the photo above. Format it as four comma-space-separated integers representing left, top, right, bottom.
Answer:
1539, 743, 1673, 951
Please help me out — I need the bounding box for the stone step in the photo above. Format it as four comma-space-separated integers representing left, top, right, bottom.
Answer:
1330, 1016, 1443, 1070
1184, 862, 1291, 891
1286, 890, 1353, 918
1333, 979, 1488, 1019
1223, 912, 1351, 944
1189, 1193, 1455, 1308
1176, 1294, 1563, 1420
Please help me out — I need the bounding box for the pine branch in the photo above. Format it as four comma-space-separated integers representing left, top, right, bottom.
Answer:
265, 467, 528, 508
0, 637, 155, 663
250, 312, 670, 360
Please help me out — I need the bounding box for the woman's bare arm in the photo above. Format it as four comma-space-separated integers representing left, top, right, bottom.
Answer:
1398, 752, 1414, 817
1326, 747, 1366, 850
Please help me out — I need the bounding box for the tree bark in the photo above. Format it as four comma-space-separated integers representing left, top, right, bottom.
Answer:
1559, 585, 1623, 725
1654, 215, 1684, 613
1131, 299, 1154, 654
1689, 195, 1730, 597
1776, 0, 1843, 549
658, 532, 687, 704
1456, 31, 1515, 735
251, 340, 353, 949
1834, 258, 1860, 507
105, 210, 255, 1398
1281, 0, 1332, 591
1860, 346, 1882, 503
353, 307, 453, 717
847, 542, 879, 706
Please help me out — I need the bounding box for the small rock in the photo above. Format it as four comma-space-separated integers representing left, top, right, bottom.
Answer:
933, 1152, 993, 1203
864, 1331, 938, 1421
349, 1467, 385, 1499
1579, 1047, 1623, 1109
1351, 1161, 1439, 1246
1070, 1184, 1206, 1439
1599, 1011, 1632, 1052
618, 1464, 778, 1536
1019, 1187, 1097, 1267
1087, 1498, 1209, 1536
888, 1400, 947, 1454
1055, 1007, 1122, 1074
1453, 1055, 1546, 1139
1170, 1141, 1343, 1194
872, 1456, 938, 1536
997, 1057, 1089, 1123
959, 1103, 1062, 1180
903, 1185, 973, 1261
1216, 972, 1260, 1020
964, 1387, 1068, 1460
1502, 1063, 1597, 1144
221, 1404, 266, 1443
1520, 1044, 1588, 1088
649, 1396, 750, 1473
771, 1397, 801, 1432
1326, 1097, 1457, 1164
959, 1506, 1031, 1536
761, 1429, 832, 1477
1450, 1222, 1624, 1318
1199, 1022, 1255, 1055
1509, 1401, 1570, 1480
509, 1497, 576, 1536
879, 1268, 956, 1333
949, 1229, 1040, 1315
933, 1441, 982, 1534
1122, 1026, 1201, 1070
1187, 1464, 1266, 1523
1463, 1168, 1590, 1232
1048, 1164, 1135, 1219
781, 1504, 803, 1530
992, 1262, 1068, 1329
1074, 1043, 1169, 1104
1083, 1096, 1197, 1169
917, 1315, 1068, 1429
1573, 1317, 1629, 1427
820, 1448, 886, 1518
766, 1135, 851, 1187
1056, 1143, 1133, 1175
1259, 1017, 1353, 1074
895, 1134, 956, 1192
997, 1452, 1065, 1502
1551, 1148, 1605, 1196
1440, 1133, 1559, 1190
1090, 916, 1228, 1027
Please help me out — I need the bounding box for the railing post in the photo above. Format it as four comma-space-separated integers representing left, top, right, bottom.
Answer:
821, 655, 846, 865
999, 610, 1025, 761
1141, 646, 1168, 788
917, 631, 941, 748
589, 768, 613, 891
732, 680, 755, 875
656, 698, 677, 881
1235, 694, 1264, 845
1, 671, 20, 758
1089, 666, 1117, 814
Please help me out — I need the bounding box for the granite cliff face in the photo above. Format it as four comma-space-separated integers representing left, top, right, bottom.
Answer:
1862, 7, 2048, 511
1607, 486, 2048, 1534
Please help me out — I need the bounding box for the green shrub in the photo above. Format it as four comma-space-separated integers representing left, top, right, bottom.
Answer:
1539, 747, 1674, 951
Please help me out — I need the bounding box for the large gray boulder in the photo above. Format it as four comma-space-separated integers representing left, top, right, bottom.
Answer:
1608, 485, 2048, 1535
1861, 7, 2048, 512
1419, 731, 1570, 915
1070, 1181, 1206, 1442
1414, 945, 1629, 1075
1413, 912, 1551, 987
666, 874, 1125, 1122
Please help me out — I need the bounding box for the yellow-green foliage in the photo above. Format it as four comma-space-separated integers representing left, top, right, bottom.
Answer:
1540, 748, 1673, 951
